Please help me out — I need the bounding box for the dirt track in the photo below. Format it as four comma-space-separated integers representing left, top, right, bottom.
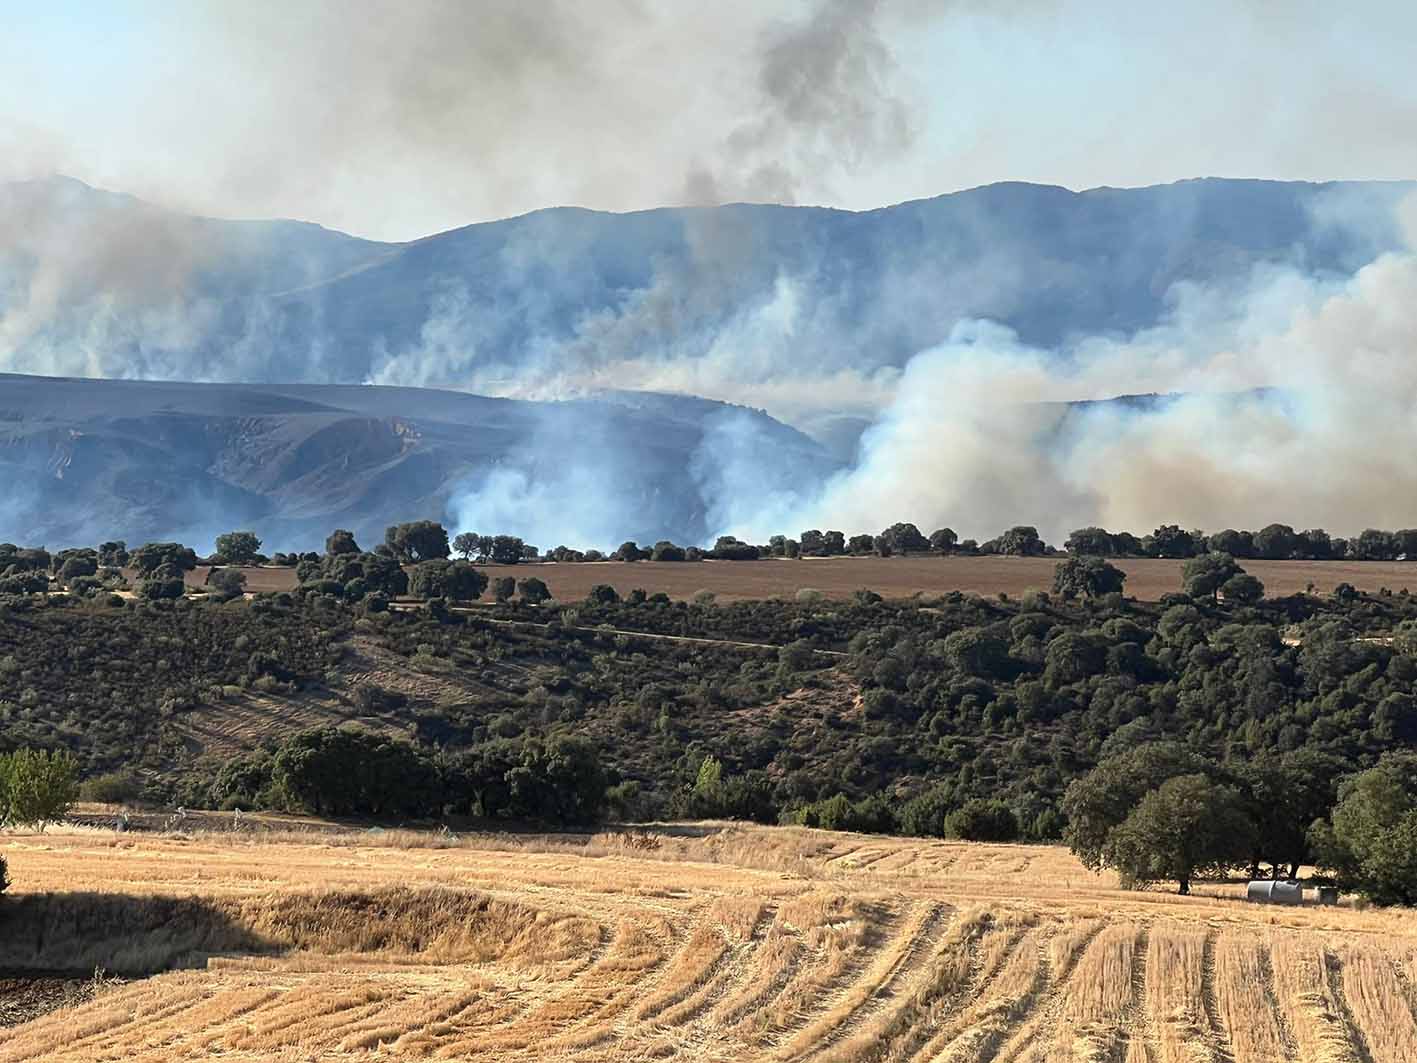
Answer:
191, 556, 1417, 603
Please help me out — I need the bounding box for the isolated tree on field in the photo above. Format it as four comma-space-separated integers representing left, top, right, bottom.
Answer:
206, 568, 247, 600
1107, 774, 1255, 893
1352, 528, 1398, 560
612, 541, 644, 562
384, 521, 451, 563
651, 541, 686, 562
325, 529, 360, 555
996, 525, 1046, 556
0, 748, 80, 831
214, 531, 262, 564
1181, 552, 1244, 602
1207, 529, 1254, 558
488, 535, 525, 565
1053, 556, 1126, 601
877, 522, 931, 554
1298, 528, 1333, 559
517, 576, 551, 604
1064, 527, 1116, 556
928, 528, 959, 553
847, 534, 875, 555
1253, 523, 1299, 560
711, 537, 759, 560
452, 532, 480, 560
492, 576, 516, 602
1147, 525, 1198, 558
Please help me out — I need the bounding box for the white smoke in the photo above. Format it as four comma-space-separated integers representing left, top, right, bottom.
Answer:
717, 203, 1417, 545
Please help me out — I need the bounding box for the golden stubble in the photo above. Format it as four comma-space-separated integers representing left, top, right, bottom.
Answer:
2, 822, 1415, 1062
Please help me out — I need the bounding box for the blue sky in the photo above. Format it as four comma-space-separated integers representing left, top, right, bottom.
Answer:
3, 1, 1416, 240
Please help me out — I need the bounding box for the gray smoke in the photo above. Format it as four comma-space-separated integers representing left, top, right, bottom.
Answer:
684, 0, 918, 206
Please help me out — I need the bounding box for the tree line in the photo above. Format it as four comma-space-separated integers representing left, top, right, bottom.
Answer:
12, 516, 1417, 606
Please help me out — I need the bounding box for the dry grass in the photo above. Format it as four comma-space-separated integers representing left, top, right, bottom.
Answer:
2, 823, 1415, 1061
189, 555, 1417, 603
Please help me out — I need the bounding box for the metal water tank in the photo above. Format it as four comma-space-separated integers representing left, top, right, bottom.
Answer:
1246, 880, 1304, 905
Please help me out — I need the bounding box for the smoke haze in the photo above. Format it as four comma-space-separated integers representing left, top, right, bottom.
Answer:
4, 4, 1417, 550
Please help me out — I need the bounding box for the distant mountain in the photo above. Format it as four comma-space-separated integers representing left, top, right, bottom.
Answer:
0, 374, 836, 551
1, 175, 1411, 406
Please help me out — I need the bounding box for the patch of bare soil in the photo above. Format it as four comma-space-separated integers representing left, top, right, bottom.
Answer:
0, 974, 116, 1027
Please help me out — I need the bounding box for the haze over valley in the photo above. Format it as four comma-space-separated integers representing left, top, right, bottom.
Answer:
5, 174, 1417, 549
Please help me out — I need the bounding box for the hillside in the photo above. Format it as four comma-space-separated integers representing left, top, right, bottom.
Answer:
8, 578, 1415, 838
3, 175, 1410, 392
0, 374, 834, 549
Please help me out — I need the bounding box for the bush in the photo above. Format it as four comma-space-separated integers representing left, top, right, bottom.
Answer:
409, 560, 488, 602
1310, 758, 1417, 906
944, 798, 1019, 841
206, 568, 247, 599
80, 770, 144, 805
140, 576, 186, 600
0, 748, 80, 830
517, 577, 551, 604
0, 852, 8, 894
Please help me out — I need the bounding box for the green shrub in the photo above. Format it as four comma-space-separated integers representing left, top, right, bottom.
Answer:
944, 798, 1020, 842
0, 748, 80, 830
80, 770, 144, 805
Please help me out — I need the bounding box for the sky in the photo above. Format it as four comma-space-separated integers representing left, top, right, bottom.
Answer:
2, 0, 1417, 241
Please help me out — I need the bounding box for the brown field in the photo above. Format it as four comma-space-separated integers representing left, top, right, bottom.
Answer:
3, 821, 1415, 1061
190, 556, 1417, 603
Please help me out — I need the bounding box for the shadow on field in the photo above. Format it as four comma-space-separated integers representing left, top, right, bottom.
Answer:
0, 893, 269, 976
0, 887, 561, 978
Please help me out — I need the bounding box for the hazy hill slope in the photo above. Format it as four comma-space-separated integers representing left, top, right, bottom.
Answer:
0, 374, 835, 551
1, 176, 1411, 390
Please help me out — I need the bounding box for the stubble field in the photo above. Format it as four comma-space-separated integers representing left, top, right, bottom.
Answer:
190, 556, 1417, 603
3, 822, 1415, 1062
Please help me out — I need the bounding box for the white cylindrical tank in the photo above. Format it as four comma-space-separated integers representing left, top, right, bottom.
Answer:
1246, 880, 1304, 905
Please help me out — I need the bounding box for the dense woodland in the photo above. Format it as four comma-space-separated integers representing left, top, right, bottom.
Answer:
2, 519, 1417, 902
3, 532, 1417, 896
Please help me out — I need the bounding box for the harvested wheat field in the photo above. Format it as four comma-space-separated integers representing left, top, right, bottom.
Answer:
189, 556, 1417, 603
3, 823, 1415, 1061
